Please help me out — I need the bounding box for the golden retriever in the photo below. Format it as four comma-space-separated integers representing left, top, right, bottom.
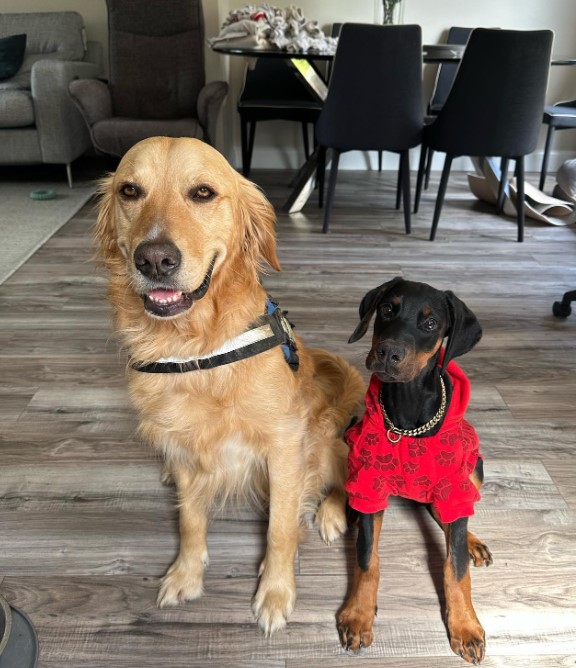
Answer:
95, 137, 365, 635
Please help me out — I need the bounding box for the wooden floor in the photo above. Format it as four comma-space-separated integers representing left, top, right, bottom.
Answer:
1, 165, 576, 668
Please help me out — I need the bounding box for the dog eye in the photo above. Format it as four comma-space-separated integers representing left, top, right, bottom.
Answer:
119, 183, 140, 199
379, 303, 393, 317
190, 185, 216, 201
422, 317, 437, 331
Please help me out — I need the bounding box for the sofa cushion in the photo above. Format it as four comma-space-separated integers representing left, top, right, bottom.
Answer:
0, 89, 34, 127
0, 70, 30, 91
0, 12, 86, 68
0, 33, 27, 81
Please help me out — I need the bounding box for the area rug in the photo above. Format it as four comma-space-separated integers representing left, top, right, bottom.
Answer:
0, 181, 97, 285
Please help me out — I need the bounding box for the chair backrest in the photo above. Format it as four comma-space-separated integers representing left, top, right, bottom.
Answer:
107, 0, 205, 119
326, 22, 343, 81
428, 26, 474, 114
427, 28, 554, 158
315, 23, 423, 152
239, 58, 321, 108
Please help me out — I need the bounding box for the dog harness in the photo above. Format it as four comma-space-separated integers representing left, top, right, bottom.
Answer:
131, 299, 299, 373
345, 358, 481, 523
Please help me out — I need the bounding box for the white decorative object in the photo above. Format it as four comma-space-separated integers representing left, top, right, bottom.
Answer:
209, 4, 338, 54
381, 0, 404, 24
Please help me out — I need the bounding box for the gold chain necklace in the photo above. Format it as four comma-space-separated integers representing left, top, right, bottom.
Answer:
379, 375, 447, 444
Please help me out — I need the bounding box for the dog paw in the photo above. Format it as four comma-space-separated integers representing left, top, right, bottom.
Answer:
315, 491, 347, 544
449, 622, 486, 664
156, 556, 206, 607
252, 574, 296, 636
467, 532, 493, 567
337, 604, 376, 653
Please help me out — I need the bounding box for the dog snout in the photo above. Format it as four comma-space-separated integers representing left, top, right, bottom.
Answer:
376, 341, 405, 367
134, 240, 181, 280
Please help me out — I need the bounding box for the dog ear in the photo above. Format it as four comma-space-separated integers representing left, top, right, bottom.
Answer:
442, 291, 482, 370
236, 176, 281, 272
94, 174, 119, 266
349, 276, 404, 343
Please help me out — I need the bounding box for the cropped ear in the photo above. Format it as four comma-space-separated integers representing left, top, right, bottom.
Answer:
349, 276, 404, 343
236, 175, 281, 272
442, 291, 482, 371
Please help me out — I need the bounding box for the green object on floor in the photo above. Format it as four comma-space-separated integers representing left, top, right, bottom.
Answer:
29, 189, 56, 200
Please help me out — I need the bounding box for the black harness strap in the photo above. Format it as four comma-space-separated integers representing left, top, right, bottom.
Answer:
131, 299, 299, 374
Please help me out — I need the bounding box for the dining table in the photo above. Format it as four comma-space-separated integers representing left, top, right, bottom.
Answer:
211, 41, 576, 214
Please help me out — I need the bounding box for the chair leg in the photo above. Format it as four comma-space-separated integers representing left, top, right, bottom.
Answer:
322, 149, 340, 234
317, 146, 327, 208
301, 122, 311, 159
515, 157, 525, 242
496, 157, 509, 214
539, 124, 555, 192
240, 117, 250, 176
400, 150, 411, 234
430, 154, 453, 241
245, 121, 257, 177
395, 153, 401, 210
424, 147, 434, 190
414, 142, 428, 214
378, 150, 383, 172
65, 163, 73, 189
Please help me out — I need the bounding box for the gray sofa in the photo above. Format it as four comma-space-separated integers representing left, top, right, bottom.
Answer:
0, 12, 103, 186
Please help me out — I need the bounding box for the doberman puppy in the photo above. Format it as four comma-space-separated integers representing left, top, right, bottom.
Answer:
338, 277, 492, 665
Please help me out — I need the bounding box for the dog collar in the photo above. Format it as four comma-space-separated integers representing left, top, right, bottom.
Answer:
131, 298, 299, 373
379, 374, 447, 443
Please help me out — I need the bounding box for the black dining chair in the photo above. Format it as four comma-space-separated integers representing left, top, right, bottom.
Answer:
237, 57, 323, 177
414, 28, 554, 242
422, 26, 474, 190
315, 23, 423, 234
538, 99, 576, 191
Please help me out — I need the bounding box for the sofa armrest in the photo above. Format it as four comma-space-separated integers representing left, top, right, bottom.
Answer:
69, 78, 113, 127
197, 80, 229, 146
31, 59, 103, 164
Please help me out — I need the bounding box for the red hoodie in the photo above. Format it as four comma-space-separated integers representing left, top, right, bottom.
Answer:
345, 358, 481, 523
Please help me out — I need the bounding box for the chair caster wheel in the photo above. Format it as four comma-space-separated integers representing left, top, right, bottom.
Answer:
553, 301, 572, 318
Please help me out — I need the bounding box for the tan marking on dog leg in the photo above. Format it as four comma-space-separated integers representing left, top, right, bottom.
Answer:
337, 512, 383, 652
445, 526, 486, 664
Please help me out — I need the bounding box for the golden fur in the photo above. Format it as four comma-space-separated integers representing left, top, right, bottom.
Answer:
95, 137, 365, 635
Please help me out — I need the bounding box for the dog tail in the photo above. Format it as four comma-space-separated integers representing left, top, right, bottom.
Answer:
309, 348, 366, 434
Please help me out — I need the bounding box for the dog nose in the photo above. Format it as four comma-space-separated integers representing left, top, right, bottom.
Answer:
134, 240, 181, 280
377, 342, 405, 366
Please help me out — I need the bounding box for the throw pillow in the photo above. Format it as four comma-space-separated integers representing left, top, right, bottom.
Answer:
0, 34, 27, 81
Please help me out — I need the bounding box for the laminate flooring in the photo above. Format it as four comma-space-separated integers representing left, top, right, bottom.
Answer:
1, 166, 576, 667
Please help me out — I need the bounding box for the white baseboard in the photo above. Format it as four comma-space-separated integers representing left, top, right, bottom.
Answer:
226, 146, 576, 176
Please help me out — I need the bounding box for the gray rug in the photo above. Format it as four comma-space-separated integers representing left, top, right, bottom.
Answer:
0, 181, 96, 285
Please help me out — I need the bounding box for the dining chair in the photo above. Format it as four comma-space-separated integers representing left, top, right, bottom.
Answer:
414, 28, 554, 242
315, 23, 423, 234
237, 58, 323, 177
538, 99, 576, 191
422, 26, 474, 190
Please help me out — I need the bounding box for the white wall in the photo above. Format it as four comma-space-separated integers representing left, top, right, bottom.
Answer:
3, 0, 576, 173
